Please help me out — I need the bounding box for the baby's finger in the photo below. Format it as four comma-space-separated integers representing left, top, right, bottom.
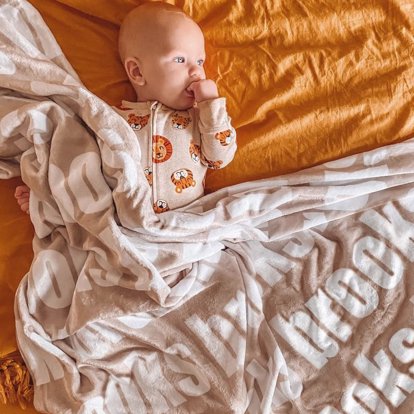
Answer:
16, 193, 29, 201
17, 196, 29, 206
15, 185, 30, 197
20, 201, 29, 214
16, 184, 30, 193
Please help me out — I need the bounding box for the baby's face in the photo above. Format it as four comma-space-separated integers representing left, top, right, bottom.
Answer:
125, 14, 206, 110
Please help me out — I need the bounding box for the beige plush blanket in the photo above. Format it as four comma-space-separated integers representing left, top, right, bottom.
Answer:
1, 1, 414, 413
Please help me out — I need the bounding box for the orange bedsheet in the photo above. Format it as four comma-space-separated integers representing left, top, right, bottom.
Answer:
1, 0, 413, 412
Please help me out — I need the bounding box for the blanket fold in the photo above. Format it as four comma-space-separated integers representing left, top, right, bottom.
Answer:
2, 0, 414, 413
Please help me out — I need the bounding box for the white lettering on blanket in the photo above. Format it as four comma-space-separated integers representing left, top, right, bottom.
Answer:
305, 288, 352, 342
111, 352, 186, 412
354, 350, 414, 407
320, 382, 390, 413
164, 343, 211, 396
30, 250, 76, 310
132, 354, 187, 410
78, 344, 210, 413
353, 236, 403, 289
282, 232, 315, 257
104, 376, 147, 413
246, 348, 303, 413
0, 50, 16, 75
68, 153, 113, 214
389, 328, 414, 371
359, 203, 414, 262
270, 201, 411, 372
320, 326, 414, 412
271, 310, 340, 369
185, 313, 243, 377
326, 268, 378, 318
247, 241, 295, 287
24, 346, 65, 386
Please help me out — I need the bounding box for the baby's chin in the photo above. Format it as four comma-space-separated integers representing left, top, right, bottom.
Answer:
173, 102, 195, 110
162, 94, 195, 111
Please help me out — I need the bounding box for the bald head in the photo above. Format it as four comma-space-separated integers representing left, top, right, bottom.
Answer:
118, 2, 207, 109
118, 2, 199, 62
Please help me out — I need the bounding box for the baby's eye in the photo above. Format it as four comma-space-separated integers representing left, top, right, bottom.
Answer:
197, 59, 205, 66
173, 57, 185, 63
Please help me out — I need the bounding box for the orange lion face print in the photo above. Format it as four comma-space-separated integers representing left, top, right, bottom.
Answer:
172, 112, 191, 129
127, 113, 150, 130
215, 129, 234, 146
153, 200, 169, 213
189, 143, 201, 163
171, 169, 196, 193
152, 135, 173, 163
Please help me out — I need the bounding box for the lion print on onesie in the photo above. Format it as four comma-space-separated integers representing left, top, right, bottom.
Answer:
171, 112, 191, 129
152, 135, 173, 163
127, 113, 150, 130
153, 199, 169, 213
171, 169, 196, 193
215, 129, 234, 146
189, 143, 201, 163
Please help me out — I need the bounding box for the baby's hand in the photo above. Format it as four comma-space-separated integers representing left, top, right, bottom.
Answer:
187, 79, 219, 103
14, 185, 30, 215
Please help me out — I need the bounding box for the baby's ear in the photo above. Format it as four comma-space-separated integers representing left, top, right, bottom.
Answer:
124, 57, 146, 86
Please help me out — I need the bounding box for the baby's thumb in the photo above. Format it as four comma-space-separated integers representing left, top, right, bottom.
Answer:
187, 78, 202, 91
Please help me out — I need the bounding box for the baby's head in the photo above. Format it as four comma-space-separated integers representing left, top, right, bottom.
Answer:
119, 2, 206, 110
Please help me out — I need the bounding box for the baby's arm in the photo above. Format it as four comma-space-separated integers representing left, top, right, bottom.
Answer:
15, 185, 30, 214
197, 97, 237, 170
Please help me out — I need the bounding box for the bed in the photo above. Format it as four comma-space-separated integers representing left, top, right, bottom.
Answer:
1, 0, 413, 413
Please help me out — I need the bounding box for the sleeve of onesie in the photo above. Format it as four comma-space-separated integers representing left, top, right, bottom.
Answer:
197, 97, 237, 170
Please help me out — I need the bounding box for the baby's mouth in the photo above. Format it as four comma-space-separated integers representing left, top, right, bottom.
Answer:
185, 88, 194, 97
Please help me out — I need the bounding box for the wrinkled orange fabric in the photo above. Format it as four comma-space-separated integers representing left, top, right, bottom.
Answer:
1, 0, 413, 412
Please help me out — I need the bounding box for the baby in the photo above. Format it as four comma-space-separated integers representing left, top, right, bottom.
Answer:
15, 1, 236, 214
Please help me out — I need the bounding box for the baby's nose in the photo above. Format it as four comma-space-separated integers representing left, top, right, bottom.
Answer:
189, 65, 205, 79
